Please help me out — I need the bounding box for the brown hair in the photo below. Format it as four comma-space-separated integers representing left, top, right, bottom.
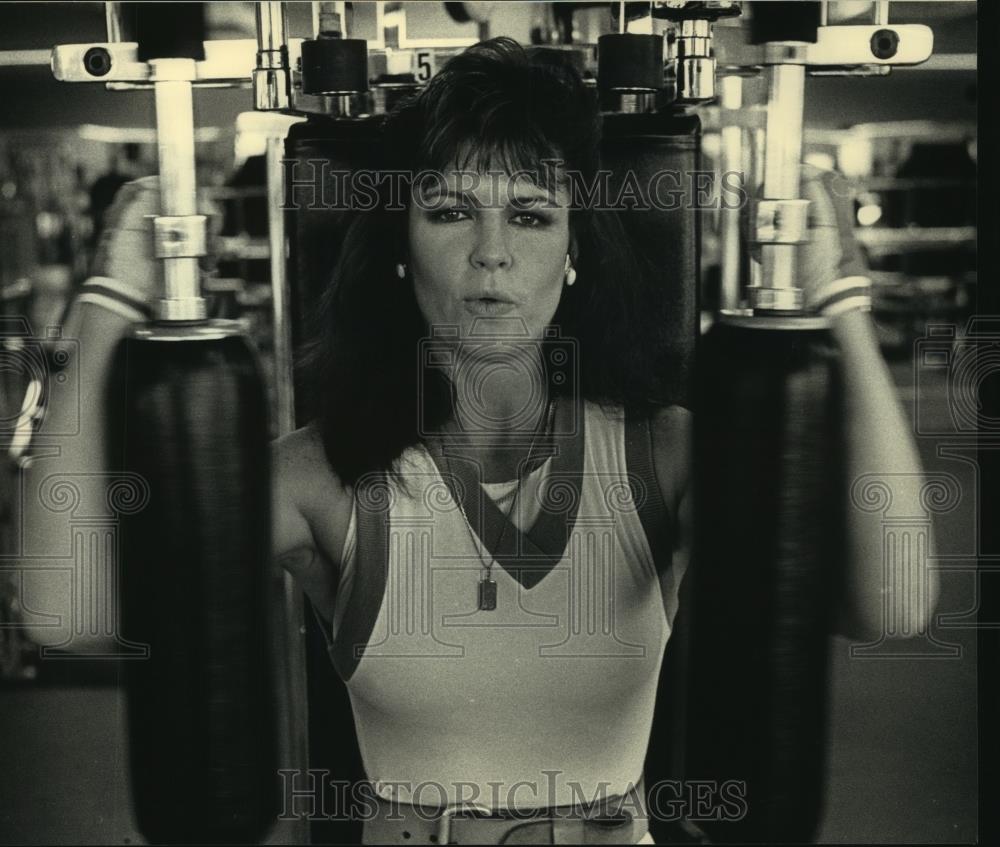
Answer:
302, 38, 675, 489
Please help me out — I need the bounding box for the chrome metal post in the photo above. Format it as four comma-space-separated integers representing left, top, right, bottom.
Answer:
268, 137, 295, 437
150, 58, 207, 321
266, 127, 312, 845
761, 61, 805, 293
255, 1, 291, 110
748, 48, 808, 313
719, 73, 743, 310
104, 1, 123, 42
313, 1, 347, 37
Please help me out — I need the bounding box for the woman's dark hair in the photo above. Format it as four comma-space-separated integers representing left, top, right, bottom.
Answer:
302, 37, 674, 490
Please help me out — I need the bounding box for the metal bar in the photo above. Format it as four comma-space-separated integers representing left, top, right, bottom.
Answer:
873, 0, 890, 25
762, 64, 805, 201
0, 49, 51, 66
758, 62, 806, 305
373, 1, 386, 50
266, 134, 312, 844
901, 53, 975, 72
150, 59, 205, 319
268, 137, 295, 437
255, 1, 290, 110
750, 125, 765, 294
105, 1, 123, 42
314, 1, 345, 36
257, 2, 288, 53
719, 74, 743, 311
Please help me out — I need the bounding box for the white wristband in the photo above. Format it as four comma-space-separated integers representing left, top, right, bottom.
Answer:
74, 276, 153, 323
809, 275, 873, 317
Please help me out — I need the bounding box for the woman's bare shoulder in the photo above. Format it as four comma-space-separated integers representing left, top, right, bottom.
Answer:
274, 423, 332, 475
274, 424, 353, 500
272, 423, 354, 565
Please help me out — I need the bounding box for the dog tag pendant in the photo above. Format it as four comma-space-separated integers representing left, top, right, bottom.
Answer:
478, 577, 497, 611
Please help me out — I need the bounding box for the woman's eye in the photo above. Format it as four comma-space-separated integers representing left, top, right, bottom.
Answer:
432, 208, 470, 223
511, 212, 547, 227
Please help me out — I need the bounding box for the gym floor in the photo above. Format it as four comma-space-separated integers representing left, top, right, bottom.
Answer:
0, 358, 978, 845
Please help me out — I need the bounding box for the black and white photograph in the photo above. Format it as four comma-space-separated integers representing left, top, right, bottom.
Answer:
0, 2, 990, 844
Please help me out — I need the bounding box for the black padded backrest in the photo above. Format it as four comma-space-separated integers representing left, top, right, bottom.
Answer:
600, 110, 700, 843
283, 109, 701, 844
284, 116, 386, 424
600, 110, 700, 406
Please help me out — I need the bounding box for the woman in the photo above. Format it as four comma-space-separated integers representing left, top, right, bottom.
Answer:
24, 37, 933, 846
279, 38, 690, 844
275, 38, 935, 843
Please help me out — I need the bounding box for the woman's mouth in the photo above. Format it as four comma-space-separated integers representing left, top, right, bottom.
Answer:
463, 297, 517, 316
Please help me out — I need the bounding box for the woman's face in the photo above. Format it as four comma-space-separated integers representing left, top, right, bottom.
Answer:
407, 165, 572, 341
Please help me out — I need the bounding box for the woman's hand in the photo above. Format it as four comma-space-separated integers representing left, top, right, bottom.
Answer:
797, 165, 873, 317
88, 175, 222, 308
742, 164, 871, 316
90, 176, 163, 302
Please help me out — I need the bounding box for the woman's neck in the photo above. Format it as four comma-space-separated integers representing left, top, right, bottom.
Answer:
438, 368, 554, 483
448, 368, 549, 439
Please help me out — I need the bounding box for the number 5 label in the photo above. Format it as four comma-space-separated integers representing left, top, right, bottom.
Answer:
414, 50, 436, 83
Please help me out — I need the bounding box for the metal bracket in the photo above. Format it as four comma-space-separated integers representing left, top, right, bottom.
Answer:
51, 38, 308, 88
714, 23, 934, 73
748, 285, 804, 313
152, 216, 207, 260
805, 24, 934, 67
751, 199, 811, 245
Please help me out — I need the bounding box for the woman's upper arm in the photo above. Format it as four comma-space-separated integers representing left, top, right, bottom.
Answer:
271, 431, 316, 563
271, 426, 351, 622
650, 404, 693, 585
649, 404, 692, 520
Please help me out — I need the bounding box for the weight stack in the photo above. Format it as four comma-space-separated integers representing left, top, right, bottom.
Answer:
107, 323, 278, 844
686, 315, 845, 842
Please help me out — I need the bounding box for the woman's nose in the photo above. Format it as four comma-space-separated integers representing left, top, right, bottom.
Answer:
469, 216, 511, 271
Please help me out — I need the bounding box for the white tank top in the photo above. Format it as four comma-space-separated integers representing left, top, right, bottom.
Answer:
323, 399, 681, 810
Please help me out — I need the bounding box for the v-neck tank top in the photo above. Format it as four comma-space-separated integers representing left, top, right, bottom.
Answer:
479, 455, 551, 531
320, 399, 682, 810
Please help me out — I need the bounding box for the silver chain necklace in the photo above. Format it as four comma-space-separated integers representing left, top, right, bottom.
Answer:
440, 398, 555, 611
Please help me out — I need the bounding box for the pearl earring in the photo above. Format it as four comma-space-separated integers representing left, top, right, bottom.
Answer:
564, 255, 576, 287
395, 262, 407, 279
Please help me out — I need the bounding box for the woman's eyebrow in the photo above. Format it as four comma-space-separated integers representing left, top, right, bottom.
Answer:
509, 188, 565, 208
420, 188, 470, 202
417, 185, 563, 207
510, 183, 551, 197
510, 189, 558, 202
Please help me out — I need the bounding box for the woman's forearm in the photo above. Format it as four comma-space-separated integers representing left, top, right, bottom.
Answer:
831, 309, 939, 639
20, 301, 134, 649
